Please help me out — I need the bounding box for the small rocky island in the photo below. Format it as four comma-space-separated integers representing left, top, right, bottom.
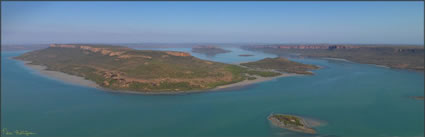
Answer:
268, 114, 316, 134
15, 44, 319, 93
192, 46, 231, 56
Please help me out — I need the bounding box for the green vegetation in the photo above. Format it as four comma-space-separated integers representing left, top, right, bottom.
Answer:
272, 114, 304, 126
15, 44, 290, 92
246, 70, 281, 77
240, 57, 319, 75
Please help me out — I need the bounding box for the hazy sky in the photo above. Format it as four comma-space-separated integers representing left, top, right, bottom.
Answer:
1, 2, 424, 45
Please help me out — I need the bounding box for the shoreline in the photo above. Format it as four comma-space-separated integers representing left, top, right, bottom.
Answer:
22, 61, 100, 88
20, 60, 297, 95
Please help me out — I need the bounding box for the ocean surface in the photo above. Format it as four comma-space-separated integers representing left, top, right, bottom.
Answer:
1, 48, 424, 137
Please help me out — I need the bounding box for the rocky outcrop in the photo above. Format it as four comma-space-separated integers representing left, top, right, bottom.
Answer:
50, 44, 132, 58
165, 51, 191, 57
79, 46, 126, 57
102, 71, 129, 88
118, 55, 152, 59
51, 44, 190, 58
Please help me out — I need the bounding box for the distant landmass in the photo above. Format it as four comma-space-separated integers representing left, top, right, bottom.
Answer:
244, 45, 424, 71
192, 46, 231, 56
14, 44, 318, 93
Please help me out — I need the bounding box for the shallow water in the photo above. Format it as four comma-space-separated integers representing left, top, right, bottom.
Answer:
1, 48, 423, 137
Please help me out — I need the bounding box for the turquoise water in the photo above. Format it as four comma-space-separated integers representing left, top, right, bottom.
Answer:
1, 48, 423, 137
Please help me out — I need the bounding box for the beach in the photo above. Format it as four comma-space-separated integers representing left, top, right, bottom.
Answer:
23, 61, 99, 88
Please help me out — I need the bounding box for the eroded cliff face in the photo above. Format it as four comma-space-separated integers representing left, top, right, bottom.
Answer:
165, 51, 191, 57
79, 46, 127, 56
50, 44, 135, 59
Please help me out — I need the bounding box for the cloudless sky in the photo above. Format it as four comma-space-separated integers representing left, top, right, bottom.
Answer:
1, 2, 424, 45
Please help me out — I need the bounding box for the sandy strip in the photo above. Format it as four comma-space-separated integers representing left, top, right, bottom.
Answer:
323, 57, 352, 62
22, 61, 99, 88
215, 73, 298, 90
323, 57, 393, 69
372, 64, 390, 68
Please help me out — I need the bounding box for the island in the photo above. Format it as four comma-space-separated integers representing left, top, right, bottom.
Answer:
14, 44, 319, 93
192, 46, 231, 56
240, 57, 320, 75
238, 54, 254, 57
268, 114, 316, 134
244, 45, 424, 71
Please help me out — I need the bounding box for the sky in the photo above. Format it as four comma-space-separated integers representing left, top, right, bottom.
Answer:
1, 2, 424, 45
